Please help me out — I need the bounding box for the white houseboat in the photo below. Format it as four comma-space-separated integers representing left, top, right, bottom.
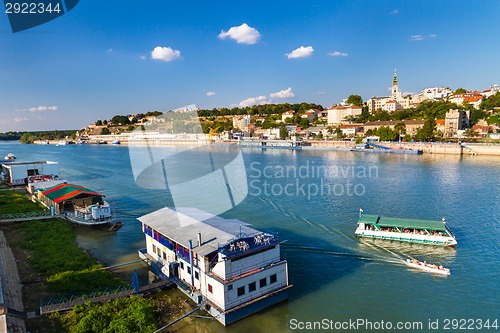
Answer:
138, 207, 291, 326
355, 214, 457, 246
1, 160, 59, 186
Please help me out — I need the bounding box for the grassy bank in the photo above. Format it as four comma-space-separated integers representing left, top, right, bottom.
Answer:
0, 189, 45, 214
1, 190, 192, 332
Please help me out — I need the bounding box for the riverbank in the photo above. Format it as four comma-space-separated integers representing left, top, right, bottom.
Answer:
0, 190, 202, 332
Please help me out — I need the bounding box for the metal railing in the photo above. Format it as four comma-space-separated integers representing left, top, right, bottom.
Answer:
0, 210, 51, 222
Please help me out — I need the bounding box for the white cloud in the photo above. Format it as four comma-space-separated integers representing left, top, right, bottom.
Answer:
410, 35, 424, 41
236, 95, 269, 108
107, 48, 113, 53
429, 34, 437, 38
287, 46, 314, 59
218, 23, 261, 45
206, 91, 216, 96
16, 105, 58, 112
270, 87, 295, 99
391, 9, 399, 15
14, 116, 28, 123
139, 55, 146, 60
328, 51, 349, 57
151, 46, 182, 62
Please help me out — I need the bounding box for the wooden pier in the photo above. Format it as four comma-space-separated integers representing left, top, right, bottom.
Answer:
40, 279, 173, 315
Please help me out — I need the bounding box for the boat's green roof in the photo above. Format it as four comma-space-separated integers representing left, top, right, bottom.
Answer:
358, 214, 447, 231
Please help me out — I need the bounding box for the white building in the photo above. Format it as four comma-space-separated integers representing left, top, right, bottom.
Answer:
232, 115, 251, 130
327, 105, 362, 125
448, 92, 484, 109
281, 110, 295, 122
138, 207, 290, 326
413, 87, 453, 103
482, 85, 500, 98
1, 161, 59, 186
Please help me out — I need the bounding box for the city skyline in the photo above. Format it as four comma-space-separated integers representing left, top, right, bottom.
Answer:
1, 0, 500, 131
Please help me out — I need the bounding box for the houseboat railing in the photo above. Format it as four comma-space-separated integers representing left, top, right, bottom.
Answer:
210, 258, 287, 282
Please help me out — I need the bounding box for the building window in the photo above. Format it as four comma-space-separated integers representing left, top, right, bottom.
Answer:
180, 262, 184, 270
228, 284, 233, 291
208, 284, 213, 293
270, 274, 277, 284
259, 278, 267, 288
194, 271, 199, 280
187, 266, 191, 274
249, 282, 256, 292
237, 286, 245, 297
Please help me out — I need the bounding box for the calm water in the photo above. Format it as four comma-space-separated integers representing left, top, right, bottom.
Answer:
1, 141, 499, 332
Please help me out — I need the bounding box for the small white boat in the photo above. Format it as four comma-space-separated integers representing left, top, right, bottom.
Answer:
111, 140, 120, 145
405, 259, 450, 275
4, 153, 16, 160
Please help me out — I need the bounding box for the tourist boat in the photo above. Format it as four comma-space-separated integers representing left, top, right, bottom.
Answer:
4, 153, 16, 160
405, 259, 450, 275
355, 213, 457, 246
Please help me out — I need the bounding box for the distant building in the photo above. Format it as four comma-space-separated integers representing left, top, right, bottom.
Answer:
448, 92, 484, 109
364, 120, 426, 136
232, 115, 251, 131
444, 109, 470, 138
472, 125, 490, 137
435, 119, 445, 134
281, 110, 295, 122
340, 124, 364, 137
481, 85, 500, 98
327, 105, 362, 125
301, 110, 318, 123
138, 207, 290, 326
413, 87, 453, 103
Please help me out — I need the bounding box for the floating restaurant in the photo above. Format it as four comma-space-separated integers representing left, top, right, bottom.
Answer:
355, 214, 457, 246
1, 160, 59, 186
38, 183, 114, 225
138, 207, 291, 326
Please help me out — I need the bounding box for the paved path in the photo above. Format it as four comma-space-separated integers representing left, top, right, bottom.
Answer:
0, 231, 26, 333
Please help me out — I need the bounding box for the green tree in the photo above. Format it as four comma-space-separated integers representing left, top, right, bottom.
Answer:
346, 94, 363, 107
469, 109, 488, 126
481, 92, 500, 110
111, 115, 130, 125
403, 134, 413, 142
102, 120, 108, 125
19, 133, 36, 144
95, 119, 102, 126
454, 88, 468, 94
279, 124, 288, 139
355, 136, 363, 144
334, 126, 345, 139
376, 126, 397, 141
100, 128, 111, 135
464, 128, 478, 138
415, 117, 436, 142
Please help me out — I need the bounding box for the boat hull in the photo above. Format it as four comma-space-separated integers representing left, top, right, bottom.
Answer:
355, 229, 457, 246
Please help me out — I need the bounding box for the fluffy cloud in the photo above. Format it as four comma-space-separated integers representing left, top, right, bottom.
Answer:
391, 9, 399, 15
151, 46, 182, 62
218, 23, 261, 45
410, 35, 424, 41
236, 96, 269, 108
236, 87, 295, 107
429, 34, 437, 38
139, 55, 146, 60
16, 105, 58, 112
206, 91, 216, 96
328, 51, 349, 57
270, 87, 295, 99
286, 46, 314, 59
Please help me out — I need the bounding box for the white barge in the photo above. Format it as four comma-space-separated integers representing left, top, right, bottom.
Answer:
355, 214, 457, 246
138, 207, 291, 326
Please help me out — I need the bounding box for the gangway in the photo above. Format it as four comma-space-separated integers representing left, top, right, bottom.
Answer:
366, 142, 391, 150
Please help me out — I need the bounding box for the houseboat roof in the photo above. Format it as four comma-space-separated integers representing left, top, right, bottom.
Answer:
42, 183, 104, 203
138, 207, 263, 257
359, 214, 447, 231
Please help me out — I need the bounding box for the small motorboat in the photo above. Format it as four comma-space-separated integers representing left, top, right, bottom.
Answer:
111, 140, 120, 145
405, 259, 450, 275
108, 221, 122, 232
4, 153, 16, 160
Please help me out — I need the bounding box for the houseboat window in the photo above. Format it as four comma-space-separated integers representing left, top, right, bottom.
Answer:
270, 274, 277, 284
187, 267, 191, 274
228, 284, 233, 291
208, 284, 213, 293
194, 271, 199, 280
180, 262, 184, 270
259, 278, 267, 288
152, 244, 156, 253
237, 286, 245, 297
162, 252, 167, 260
249, 282, 256, 292
157, 247, 161, 256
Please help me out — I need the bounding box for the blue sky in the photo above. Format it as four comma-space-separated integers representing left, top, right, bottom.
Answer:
1, 0, 500, 131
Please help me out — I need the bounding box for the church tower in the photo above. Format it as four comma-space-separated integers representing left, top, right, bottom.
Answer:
392, 69, 399, 98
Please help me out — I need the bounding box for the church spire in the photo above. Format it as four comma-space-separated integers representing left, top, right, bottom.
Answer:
393, 69, 398, 85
